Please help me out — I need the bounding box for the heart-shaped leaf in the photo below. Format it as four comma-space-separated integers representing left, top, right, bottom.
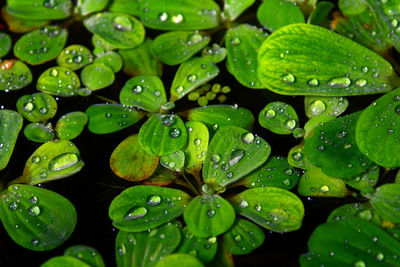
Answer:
230, 187, 304, 232
24, 123, 55, 143
184, 121, 209, 174
139, 0, 221, 30
57, 44, 94, 70
258, 101, 299, 135
41, 256, 89, 267
93, 51, 122, 72
118, 39, 162, 77
18, 139, 84, 185
170, 56, 219, 101
327, 203, 382, 225
0, 59, 32, 91
371, 183, 400, 223
138, 113, 187, 156
223, 0, 255, 21
304, 96, 349, 118
84, 12, 145, 49
356, 88, 400, 168
238, 156, 301, 190
185, 105, 254, 135
0, 32, 11, 57
225, 24, 266, 89
78, 0, 108, 16
305, 112, 372, 179
115, 222, 181, 267
176, 226, 218, 263
37, 67, 80, 97
110, 134, 159, 182
6, 0, 72, 20
0, 110, 23, 171
184, 195, 235, 237
64, 245, 105, 267
298, 167, 350, 197
223, 218, 265, 255
120, 75, 167, 112
16, 92, 57, 122
257, 23, 400, 95
203, 126, 270, 187
55, 111, 88, 140
109, 0, 140, 16
109, 185, 191, 232
81, 63, 115, 91
14, 26, 68, 65
160, 150, 185, 172
0, 184, 77, 251
300, 218, 400, 266
86, 104, 145, 134
152, 31, 210, 66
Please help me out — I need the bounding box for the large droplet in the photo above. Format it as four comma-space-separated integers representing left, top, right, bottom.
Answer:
171, 14, 184, 24
307, 78, 319, 87
161, 115, 176, 126
309, 100, 326, 116
239, 199, 249, 208
187, 74, 198, 83
147, 195, 161, 206
327, 77, 351, 88
187, 33, 203, 45
241, 132, 255, 144
29, 205, 41, 216
228, 149, 244, 166
48, 153, 79, 171
169, 128, 181, 138
211, 154, 220, 163
158, 12, 169, 22
124, 207, 148, 220
132, 85, 143, 94
49, 68, 58, 77
207, 208, 216, 218
280, 73, 295, 84
230, 37, 241, 46
284, 119, 296, 130
353, 260, 366, 267
264, 109, 276, 119
23, 102, 34, 112
113, 15, 133, 31
354, 79, 367, 87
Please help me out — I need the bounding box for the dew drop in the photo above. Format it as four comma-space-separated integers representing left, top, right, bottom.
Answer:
239, 199, 249, 208
228, 149, 244, 166
187, 74, 198, 83
118, 244, 127, 255
264, 109, 276, 119
124, 207, 147, 220
29, 205, 41, 216
161, 115, 176, 126
320, 185, 330, 193
23, 102, 34, 112
113, 15, 133, 31
8, 202, 18, 211
211, 154, 220, 163
353, 260, 366, 267
234, 235, 242, 242
48, 153, 79, 171
285, 119, 296, 130
158, 12, 169, 22
355, 79, 367, 87
49, 69, 58, 77
327, 77, 351, 88
207, 209, 216, 218
132, 85, 143, 94
169, 128, 181, 138
147, 195, 161, 206
241, 132, 255, 144
230, 37, 241, 46
194, 138, 201, 146
187, 33, 203, 45
291, 152, 302, 161
254, 204, 262, 211
309, 100, 326, 116
171, 14, 184, 24
307, 78, 319, 87
280, 73, 295, 84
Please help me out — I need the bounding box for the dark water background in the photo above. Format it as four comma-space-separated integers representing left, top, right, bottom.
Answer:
0, 3, 388, 266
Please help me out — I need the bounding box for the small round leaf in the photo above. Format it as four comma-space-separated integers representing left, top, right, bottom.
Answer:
57, 45, 93, 70
0, 59, 32, 91
16, 92, 57, 122
24, 123, 55, 143
37, 67, 81, 97
81, 63, 115, 91
0, 110, 23, 171
55, 112, 88, 140
258, 101, 299, 135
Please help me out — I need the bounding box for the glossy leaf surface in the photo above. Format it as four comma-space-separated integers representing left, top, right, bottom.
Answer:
41, 256, 89, 267
345, 164, 379, 191
287, 143, 314, 170
64, 245, 105, 267
78, 0, 108, 16
0, 59, 32, 91
81, 63, 114, 91
0, 32, 11, 57
184, 195, 235, 237
327, 203, 381, 225
109, 185, 191, 232
184, 121, 209, 173
6, 0, 72, 20
258, 23, 399, 95
57, 45, 93, 70
371, 183, 400, 223
304, 96, 348, 118
1, 9, 49, 34
0, 110, 23, 171
93, 51, 122, 72
24, 123, 54, 143
109, 0, 140, 16
110, 134, 159, 182
37, 67, 80, 97
16, 92, 57, 122
0, 184, 76, 251
155, 253, 204, 267
230, 187, 304, 232
55, 112, 88, 140
223, 0, 255, 21
258, 101, 299, 134
160, 150, 185, 172
203, 126, 270, 187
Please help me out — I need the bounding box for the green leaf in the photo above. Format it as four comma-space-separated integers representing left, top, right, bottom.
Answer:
257, 0, 304, 32
86, 104, 145, 134
176, 227, 218, 263
138, 114, 187, 156
155, 253, 204, 267
110, 134, 159, 182
78, 0, 108, 16
300, 218, 400, 267
115, 223, 181, 267
208, 240, 234, 267
223, 0, 255, 21
143, 167, 177, 186
109, 0, 140, 16
2, 8, 49, 34
109, 185, 191, 232
304, 96, 349, 118
120, 75, 167, 112
298, 167, 350, 197
257, 23, 400, 95
356, 88, 400, 168
371, 183, 400, 223
202, 44, 227, 64
258, 101, 299, 135
0, 31, 12, 57
223, 218, 265, 255
55, 111, 88, 140
230, 187, 304, 232
19, 139, 84, 185
6, 0, 72, 20
0, 59, 32, 91
0, 110, 23, 171
304, 112, 372, 179
338, 0, 367, 16
185, 105, 254, 135
81, 63, 114, 91
41, 256, 89, 267
64, 245, 105, 267
327, 203, 382, 225
91, 34, 117, 51
14, 26, 68, 65
184, 121, 209, 174
16, 92, 57, 122
345, 164, 379, 191
225, 24, 266, 89
303, 114, 335, 138
308, 1, 335, 25
170, 56, 219, 101
37, 67, 81, 97
93, 51, 122, 72
118, 39, 162, 77
238, 156, 301, 190
139, 0, 221, 30
57, 45, 94, 70
0, 184, 77, 251
203, 126, 271, 187
287, 143, 314, 170
160, 150, 185, 172
83, 12, 145, 49
24, 123, 55, 143
184, 195, 235, 237
152, 31, 210, 66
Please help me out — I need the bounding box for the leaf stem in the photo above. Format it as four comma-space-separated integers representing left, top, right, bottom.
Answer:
181, 173, 199, 195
